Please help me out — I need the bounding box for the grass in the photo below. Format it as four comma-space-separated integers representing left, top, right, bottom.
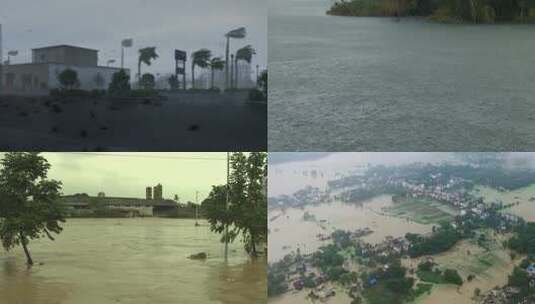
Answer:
411, 283, 433, 299
386, 197, 455, 225
416, 270, 446, 284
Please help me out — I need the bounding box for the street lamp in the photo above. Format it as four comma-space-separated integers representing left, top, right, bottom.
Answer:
224, 27, 246, 90
121, 38, 133, 69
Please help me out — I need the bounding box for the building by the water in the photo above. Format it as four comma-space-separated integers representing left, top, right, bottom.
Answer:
1, 44, 129, 95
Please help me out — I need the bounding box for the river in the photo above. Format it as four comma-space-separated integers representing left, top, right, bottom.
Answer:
268, 0, 535, 151
0, 218, 266, 304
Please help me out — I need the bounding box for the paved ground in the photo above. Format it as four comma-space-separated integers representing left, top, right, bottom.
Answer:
0, 92, 266, 151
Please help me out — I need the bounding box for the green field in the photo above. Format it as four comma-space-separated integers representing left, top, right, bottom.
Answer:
385, 197, 455, 225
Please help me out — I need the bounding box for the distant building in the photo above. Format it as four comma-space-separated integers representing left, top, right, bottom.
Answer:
1, 44, 129, 95
153, 183, 163, 200
146, 187, 153, 200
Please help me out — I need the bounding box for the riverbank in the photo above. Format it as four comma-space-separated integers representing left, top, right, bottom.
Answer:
0, 92, 266, 151
0, 218, 266, 304
327, 0, 535, 24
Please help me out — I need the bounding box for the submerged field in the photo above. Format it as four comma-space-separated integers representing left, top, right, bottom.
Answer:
384, 197, 456, 225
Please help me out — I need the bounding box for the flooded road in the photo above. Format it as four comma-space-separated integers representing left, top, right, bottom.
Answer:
0, 218, 266, 304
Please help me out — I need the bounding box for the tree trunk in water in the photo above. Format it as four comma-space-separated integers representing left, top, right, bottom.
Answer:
250, 231, 257, 256
20, 232, 33, 266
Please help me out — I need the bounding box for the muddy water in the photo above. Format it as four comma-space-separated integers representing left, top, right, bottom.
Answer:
0, 218, 266, 304
269, 196, 432, 263
408, 237, 516, 304
475, 184, 535, 221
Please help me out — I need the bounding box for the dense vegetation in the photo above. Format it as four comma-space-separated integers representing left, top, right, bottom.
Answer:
508, 222, 535, 255
328, 0, 535, 23
406, 223, 462, 257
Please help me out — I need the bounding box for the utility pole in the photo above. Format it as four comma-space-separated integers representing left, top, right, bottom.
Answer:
0, 24, 3, 95
225, 152, 230, 259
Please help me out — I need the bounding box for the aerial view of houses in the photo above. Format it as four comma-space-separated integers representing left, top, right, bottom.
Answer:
268, 152, 535, 304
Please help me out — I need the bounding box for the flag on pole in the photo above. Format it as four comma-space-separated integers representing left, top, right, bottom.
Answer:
121, 39, 133, 48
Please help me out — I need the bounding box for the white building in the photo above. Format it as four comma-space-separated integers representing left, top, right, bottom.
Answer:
1, 45, 129, 95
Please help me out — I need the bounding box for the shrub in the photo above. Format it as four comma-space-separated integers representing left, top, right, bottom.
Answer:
108, 69, 131, 96
168, 75, 180, 90
58, 69, 80, 90
443, 269, 463, 286
140, 73, 155, 90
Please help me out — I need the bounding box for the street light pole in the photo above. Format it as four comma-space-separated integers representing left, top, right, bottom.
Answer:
225, 152, 230, 260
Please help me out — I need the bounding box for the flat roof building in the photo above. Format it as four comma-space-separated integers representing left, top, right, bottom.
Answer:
1, 44, 129, 95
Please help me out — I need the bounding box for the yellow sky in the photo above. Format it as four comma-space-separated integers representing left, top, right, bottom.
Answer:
36, 153, 228, 204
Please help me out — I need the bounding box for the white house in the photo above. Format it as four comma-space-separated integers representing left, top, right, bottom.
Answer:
1, 45, 129, 95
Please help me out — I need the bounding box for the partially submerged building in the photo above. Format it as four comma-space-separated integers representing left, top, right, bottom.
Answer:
1, 45, 128, 95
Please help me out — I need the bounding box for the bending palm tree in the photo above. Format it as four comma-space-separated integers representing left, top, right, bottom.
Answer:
235, 45, 256, 89
138, 47, 159, 86
224, 27, 246, 90
191, 49, 212, 89
209, 57, 225, 90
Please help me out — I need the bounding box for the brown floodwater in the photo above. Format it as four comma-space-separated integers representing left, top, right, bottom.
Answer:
0, 218, 266, 304
269, 196, 432, 263
475, 184, 535, 221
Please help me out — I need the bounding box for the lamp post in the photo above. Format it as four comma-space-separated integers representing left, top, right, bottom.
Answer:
224, 28, 246, 90
121, 38, 133, 69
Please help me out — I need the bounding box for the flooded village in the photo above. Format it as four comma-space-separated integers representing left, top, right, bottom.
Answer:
268, 153, 535, 304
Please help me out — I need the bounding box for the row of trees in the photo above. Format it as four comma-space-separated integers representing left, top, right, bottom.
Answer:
202, 152, 267, 256
328, 0, 535, 22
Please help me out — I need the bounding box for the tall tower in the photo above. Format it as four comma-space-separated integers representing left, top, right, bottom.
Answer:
146, 187, 153, 200
153, 183, 162, 200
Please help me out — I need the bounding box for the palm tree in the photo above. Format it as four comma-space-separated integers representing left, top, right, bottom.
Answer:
191, 49, 212, 89
224, 28, 246, 90
209, 57, 225, 90
234, 45, 256, 89
138, 47, 159, 85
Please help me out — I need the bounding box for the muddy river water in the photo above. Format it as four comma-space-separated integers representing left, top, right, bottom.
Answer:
0, 218, 266, 304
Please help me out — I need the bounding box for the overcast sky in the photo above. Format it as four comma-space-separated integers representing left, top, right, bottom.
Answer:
0, 0, 266, 76
37, 153, 228, 204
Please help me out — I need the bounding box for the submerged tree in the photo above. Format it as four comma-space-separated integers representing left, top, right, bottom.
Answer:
0, 153, 65, 266
202, 152, 267, 256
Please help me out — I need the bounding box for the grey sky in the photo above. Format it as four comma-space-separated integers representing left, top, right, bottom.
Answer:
39, 153, 228, 204
0, 0, 266, 77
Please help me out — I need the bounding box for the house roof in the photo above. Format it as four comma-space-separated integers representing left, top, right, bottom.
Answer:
32, 45, 99, 52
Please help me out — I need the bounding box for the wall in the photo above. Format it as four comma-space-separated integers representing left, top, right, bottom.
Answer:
33, 47, 98, 66
48, 64, 129, 91
1, 63, 50, 95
